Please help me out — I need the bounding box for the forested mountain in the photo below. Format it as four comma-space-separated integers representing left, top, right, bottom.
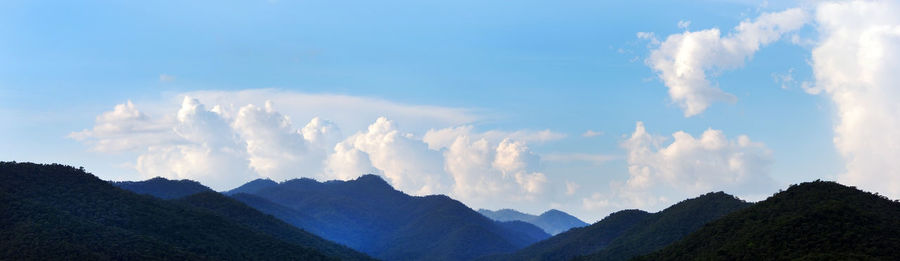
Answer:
634, 181, 900, 261
224, 178, 278, 195
111, 177, 213, 199
230, 174, 550, 261
174, 192, 374, 261
478, 208, 588, 235
483, 209, 649, 261
493, 192, 750, 261
0, 162, 344, 260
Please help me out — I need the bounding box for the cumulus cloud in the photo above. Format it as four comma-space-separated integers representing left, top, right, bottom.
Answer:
69, 101, 176, 152
71, 90, 560, 201
646, 8, 809, 116
597, 122, 775, 210
232, 101, 331, 181
811, 0, 900, 198
137, 97, 257, 190
324, 117, 450, 195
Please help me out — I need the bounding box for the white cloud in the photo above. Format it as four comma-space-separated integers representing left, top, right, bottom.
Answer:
646, 8, 809, 116
582, 130, 604, 137
422, 125, 565, 150
69, 101, 176, 152
565, 181, 580, 196
607, 122, 775, 210
541, 153, 617, 166
159, 74, 175, 82
811, 0, 900, 198
137, 97, 257, 190
231, 101, 329, 181
678, 20, 691, 30
323, 117, 450, 195
182, 89, 483, 133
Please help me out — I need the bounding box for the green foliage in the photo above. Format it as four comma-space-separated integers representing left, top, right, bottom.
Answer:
633, 181, 900, 261
0, 162, 337, 260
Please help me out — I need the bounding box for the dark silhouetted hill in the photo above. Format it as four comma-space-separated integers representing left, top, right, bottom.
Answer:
0, 162, 338, 260
633, 181, 900, 261
175, 191, 374, 261
494, 192, 749, 261
577, 192, 750, 261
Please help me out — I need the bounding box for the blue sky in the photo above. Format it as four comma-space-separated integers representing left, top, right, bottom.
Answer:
5, 0, 894, 222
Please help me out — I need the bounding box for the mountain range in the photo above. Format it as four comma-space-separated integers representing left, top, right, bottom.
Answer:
0, 162, 370, 260
227, 175, 550, 261
632, 180, 900, 260
487, 192, 750, 261
478, 208, 588, 235
5, 161, 900, 260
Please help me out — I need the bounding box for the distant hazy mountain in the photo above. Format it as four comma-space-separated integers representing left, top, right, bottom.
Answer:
0, 162, 339, 260
111, 177, 213, 199
633, 181, 900, 261
492, 192, 750, 261
231, 174, 551, 261
478, 208, 588, 235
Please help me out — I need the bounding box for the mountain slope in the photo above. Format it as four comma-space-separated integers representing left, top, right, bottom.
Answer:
175, 191, 374, 261
479, 208, 588, 235
634, 181, 900, 261
224, 178, 278, 195
578, 192, 751, 261
234, 174, 550, 261
494, 192, 749, 261
0, 162, 336, 260
111, 177, 213, 199
484, 209, 650, 261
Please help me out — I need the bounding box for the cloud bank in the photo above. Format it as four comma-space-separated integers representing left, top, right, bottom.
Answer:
71, 91, 564, 211
583, 122, 775, 211
645, 8, 809, 116
811, 0, 900, 198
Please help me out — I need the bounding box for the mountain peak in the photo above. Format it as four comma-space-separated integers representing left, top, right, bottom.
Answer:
351, 174, 393, 188
225, 178, 278, 195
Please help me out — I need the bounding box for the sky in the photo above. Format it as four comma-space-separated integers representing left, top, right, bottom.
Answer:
1, 0, 897, 222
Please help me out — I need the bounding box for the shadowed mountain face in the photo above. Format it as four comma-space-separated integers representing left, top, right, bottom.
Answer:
230, 174, 550, 261
493, 192, 750, 261
478, 208, 588, 235
111, 177, 213, 199
174, 191, 374, 261
633, 181, 900, 261
0, 162, 339, 260
224, 178, 278, 195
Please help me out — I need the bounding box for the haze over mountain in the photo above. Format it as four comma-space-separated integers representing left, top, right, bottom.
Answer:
478, 208, 588, 235
633, 181, 900, 260
490, 192, 750, 261
0, 162, 352, 260
111, 177, 213, 199
229, 174, 550, 261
